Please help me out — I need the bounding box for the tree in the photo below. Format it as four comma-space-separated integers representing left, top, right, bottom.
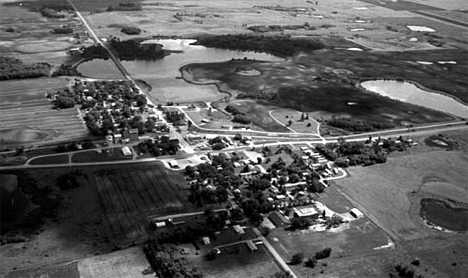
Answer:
290, 252, 304, 265
305, 257, 317, 268
206, 249, 218, 261
288, 120, 293, 126
315, 247, 332, 260
55, 96, 75, 108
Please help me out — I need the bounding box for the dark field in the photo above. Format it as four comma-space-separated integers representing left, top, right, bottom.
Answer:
91, 163, 192, 247
29, 154, 69, 165
184, 48, 467, 127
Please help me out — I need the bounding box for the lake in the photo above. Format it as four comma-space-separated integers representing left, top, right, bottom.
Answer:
77, 39, 283, 102
420, 198, 468, 232
361, 80, 468, 119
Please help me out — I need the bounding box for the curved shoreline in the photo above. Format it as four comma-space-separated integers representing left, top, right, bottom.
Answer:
359, 78, 467, 120
359, 77, 468, 107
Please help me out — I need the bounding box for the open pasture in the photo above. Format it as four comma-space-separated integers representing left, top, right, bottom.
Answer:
334, 150, 468, 241
77, 247, 150, 278
218, 100, 290, 132
91, 163, 191, 247
0, 78, 89, 147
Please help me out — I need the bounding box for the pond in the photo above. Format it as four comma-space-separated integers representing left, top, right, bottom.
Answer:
361, 80, 468, 119
77, 39, 283, 95
420, 198, 468, 232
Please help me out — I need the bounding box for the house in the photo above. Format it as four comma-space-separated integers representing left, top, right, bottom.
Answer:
294, 205, 321, 219
350, 208, 364, 219
269, 211, 290, 228
233, 225, 245, 235
202, 237, 211, 245
121, 146, 132, 156
154, 221, 166, 228
168, 160, 179, 168
180, 248, 190, 255
129, 129, 139, 141
246, 240, 258, 253
114, 134, 122, 143
253, 165, 267, 174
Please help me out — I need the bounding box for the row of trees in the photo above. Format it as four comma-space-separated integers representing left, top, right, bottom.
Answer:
315, 141, 388, 167
52, 64, 82, 77
290, 247, 332, 267
326, 117, 394, 132
194, 34, 325, 57
137, 137, 180, 157
0, 56, 51, 80
107, 3, 142, 11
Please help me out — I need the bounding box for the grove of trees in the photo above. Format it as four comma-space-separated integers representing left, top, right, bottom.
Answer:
0, 56, 51, 80
195, 34, 325, 57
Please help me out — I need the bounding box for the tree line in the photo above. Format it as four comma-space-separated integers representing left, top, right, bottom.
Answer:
194, 34, 325, 57
0, 56, 51, 81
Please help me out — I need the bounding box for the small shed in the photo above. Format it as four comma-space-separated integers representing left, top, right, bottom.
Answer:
202, 237, 211, 245
246, 240, 258, 252
121, 146, 132, 156
168, 160, 180, 168
154, 221, 166, 228
350, 208, 364, 219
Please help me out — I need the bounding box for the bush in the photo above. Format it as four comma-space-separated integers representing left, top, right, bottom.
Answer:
233, 114, 251, 124
55, 96, 76, 109
52, 27, 73, 34
315, 247, 332, 260
121, 27, 141, 35
290, 252, 304, 265
305, 257, 317, 268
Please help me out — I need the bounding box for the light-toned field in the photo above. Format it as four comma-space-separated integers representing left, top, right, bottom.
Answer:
270, 109, 320, 134
334, 149, 468, 241
0, 78, 89, 148
77, 247, 150, 278
82, 0, 467, 51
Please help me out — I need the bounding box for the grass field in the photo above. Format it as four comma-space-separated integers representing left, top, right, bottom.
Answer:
0, 78, 89, 148
334, 150, 468, 241
28, 154, 69, 165
221, 100, 291, 132
270, 109, 320, 134
91, 163, 192, 247
77, 247, 150, 278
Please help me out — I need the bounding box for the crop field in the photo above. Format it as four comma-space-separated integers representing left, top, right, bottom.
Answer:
91, 163, 192, 247
333, 150, 468, 241
0, 78, 89, 148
